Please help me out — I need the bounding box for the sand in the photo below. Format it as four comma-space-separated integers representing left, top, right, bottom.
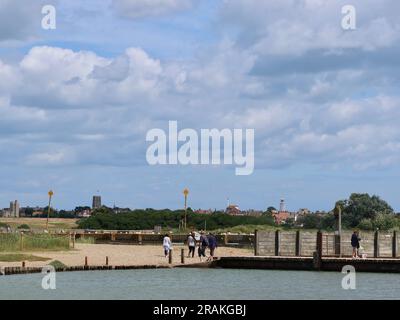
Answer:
0, 244, 253, 268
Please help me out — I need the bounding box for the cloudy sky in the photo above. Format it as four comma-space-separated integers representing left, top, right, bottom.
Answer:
0, 0, 399, 211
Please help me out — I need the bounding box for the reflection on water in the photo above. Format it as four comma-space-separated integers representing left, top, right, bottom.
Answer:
1, 268, 399, 300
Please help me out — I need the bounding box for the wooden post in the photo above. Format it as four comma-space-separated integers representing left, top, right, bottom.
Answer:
393, 231, 398, 258
316, 231, 323, 258
22, 261, 26, 268
20, 233, 23, 251
138, 234, 143, 245
374, 230, 379, 258
295, 231, 301, 257
111, 233, 116, 241
313, 231, 323, 270
85, 256, 88, 266
168, 249, 173, 264
181, 249, 185, 264
224, 234, 229, 246
254, 230, 259, 256
274, 230, 280, 256
334, 234, 341, 257
72, 233, 76, 249
106, 256, 109, 266
313, 251, 321, 270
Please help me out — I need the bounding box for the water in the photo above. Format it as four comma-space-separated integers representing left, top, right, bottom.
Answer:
1, 269, 399, 300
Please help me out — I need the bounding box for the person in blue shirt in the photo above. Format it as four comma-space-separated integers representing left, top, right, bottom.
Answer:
198, 231, 208, 261
207, 233, 217, 260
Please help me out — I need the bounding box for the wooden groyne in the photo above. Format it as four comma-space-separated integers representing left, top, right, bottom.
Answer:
210, 256, 400, 273
0, 264, 172, 276
3, 256, 400, 275
255, 230, 400, 258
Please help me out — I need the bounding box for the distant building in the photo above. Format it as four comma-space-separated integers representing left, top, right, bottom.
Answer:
272, 198, 297, 224
297, 208, 310, 218
76, 209, 92, 218
194, 209, 213, 215
92, 196, 102, 209
10, 200, 20, 218
0, 209, 10, 217
226, 204, 243, 216
113, 207, 131, 214
272, 211, 297, 225
243, 210, 263, 217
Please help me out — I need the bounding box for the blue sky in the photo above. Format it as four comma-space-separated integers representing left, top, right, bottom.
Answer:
0, 0, 400, 212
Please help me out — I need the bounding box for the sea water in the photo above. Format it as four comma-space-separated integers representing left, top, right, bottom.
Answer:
0, 268, 399, 300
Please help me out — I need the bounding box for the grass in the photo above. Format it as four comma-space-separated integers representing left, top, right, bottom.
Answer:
0, 233, 70, 252
0, 253, 50, 262
75, 236, 95, 244
210, 224, 277, 234
0, 218, 78, 231
49, 260, 68, 269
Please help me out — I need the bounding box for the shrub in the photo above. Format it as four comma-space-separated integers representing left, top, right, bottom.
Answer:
372, 213, 398, 231
357, 219, 374, 231
17, 224, 30, 229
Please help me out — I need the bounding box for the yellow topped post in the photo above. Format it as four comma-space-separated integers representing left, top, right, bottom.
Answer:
46, 190, 54, 231
183, 188, 189, 230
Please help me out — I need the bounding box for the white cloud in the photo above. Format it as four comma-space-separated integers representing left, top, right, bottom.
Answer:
220, 0, 400, 55
112, 0, 194, 18
0, 0, 48, 42
25, 149, 76, 166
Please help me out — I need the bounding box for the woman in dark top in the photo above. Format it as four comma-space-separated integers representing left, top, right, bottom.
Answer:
351, 231, 361, 258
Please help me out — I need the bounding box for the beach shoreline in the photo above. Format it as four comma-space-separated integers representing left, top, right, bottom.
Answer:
0, 243, 253, 269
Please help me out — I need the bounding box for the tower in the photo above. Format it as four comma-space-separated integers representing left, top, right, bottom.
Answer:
279, 199, 285, 212
92, 195, 102, 209
10, 200, 20, 218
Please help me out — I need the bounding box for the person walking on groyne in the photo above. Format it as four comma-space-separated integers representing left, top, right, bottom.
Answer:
187, 232, 196, 258
351, 230, 361, 258
198, 231, 209, 261
163, 234, 172, 258
207, 233, 217, 261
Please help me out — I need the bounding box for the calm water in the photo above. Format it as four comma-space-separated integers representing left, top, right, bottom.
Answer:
1, 269, 399, 300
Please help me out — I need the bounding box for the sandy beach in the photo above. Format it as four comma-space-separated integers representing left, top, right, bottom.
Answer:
0, 244, 253, 269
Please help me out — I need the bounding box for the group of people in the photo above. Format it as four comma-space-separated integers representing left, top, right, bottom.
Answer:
162, 231, 218, 262
187, 231, 217, 261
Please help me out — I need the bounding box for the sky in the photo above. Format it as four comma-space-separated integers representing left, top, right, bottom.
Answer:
0, 0, 400, 212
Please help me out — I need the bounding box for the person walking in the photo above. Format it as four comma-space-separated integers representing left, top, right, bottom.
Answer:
351, 230, 361, 258
207, 233, 217, 261
187, 232, 196, 258
163, 234, 172, 258
198, 231, 208, 261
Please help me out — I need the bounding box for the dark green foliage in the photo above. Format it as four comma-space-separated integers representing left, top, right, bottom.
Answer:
78, 209, 275, 231
297, 214, 336, 230
17, 224, 30, 229
0, 222, 10, 229
341, 193, 394, 228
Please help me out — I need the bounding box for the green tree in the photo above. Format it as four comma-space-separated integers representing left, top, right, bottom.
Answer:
24, 207, 34, 217
266, 207, 277, 214
341, 193, 394, 228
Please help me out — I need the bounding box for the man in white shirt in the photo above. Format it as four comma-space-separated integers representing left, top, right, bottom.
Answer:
187, 233, 196, 258
163, 234, 172, 258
